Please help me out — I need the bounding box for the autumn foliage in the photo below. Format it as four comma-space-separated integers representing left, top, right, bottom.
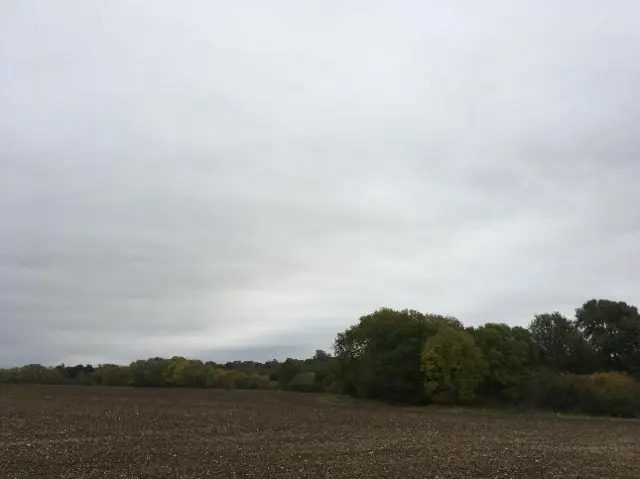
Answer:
2, 298, 639, 418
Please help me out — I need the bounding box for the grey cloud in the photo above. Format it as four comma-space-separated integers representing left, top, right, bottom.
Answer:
1, 1, 640, 366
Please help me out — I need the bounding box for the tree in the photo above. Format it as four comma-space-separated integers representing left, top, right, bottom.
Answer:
535, 371, 640, 418
333, 308, 459, 402
421, 326, 487, 404
304, 350, 333, 390
164, 356, 210, 388
95, 364, 131, 386
55, 364, 95, 382
575, 299, 640, 376
276, 358, 302, 389
470, 323, 538, 403
313, 350, 331, 361
14, 364, 63, 384
129, 358, 168, 387
288, 371, 320, 392
529, 312, 597, 374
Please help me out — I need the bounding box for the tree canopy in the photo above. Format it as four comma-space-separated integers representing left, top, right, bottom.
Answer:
2, 298, 639, 418
421, 326, 487, 403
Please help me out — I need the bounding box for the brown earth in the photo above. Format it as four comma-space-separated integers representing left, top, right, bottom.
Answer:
1, 385, 639, 478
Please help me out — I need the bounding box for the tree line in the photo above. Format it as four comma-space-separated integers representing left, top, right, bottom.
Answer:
2, 298, 639, 418
0, 352, 333, 393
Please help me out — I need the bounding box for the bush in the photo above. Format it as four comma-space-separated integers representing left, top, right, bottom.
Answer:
536, 372, 640, 418
0, 364, 64, 384
287, 371, 320, 392
95, 364, 132, 386
233, 372, 272, 390
535, 372, 589, 412
585, 372, 640, 418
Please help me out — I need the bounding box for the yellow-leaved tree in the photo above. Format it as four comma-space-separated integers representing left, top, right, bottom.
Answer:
421, 326, 487, 404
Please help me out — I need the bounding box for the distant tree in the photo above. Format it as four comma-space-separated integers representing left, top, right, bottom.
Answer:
529, 312, 598, 374
470, 323, 538, 403
421, 326, 487, 404
300, 350, 332, 389
287, 371, 320, 392
129, 358, 168, 387
96, 364, 131, 386
536, 371, 640, 418
333, 308, 457, 402
276, 358, 302, 389
576, 299, 640, 376
313, 350, 331, 361
2, 298, 639, 418
13, 364, 63, 384
53, 363, 95, 384
164, 357, 210, 388
202, 364, 222, 388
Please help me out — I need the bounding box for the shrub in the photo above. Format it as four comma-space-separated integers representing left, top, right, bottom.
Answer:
287, 371, 320, 392
4, 364, 65, 384
536, 372, 640, 418
95, 364, 132, 386
535, 372, 590, 412
585, 372, 640, 418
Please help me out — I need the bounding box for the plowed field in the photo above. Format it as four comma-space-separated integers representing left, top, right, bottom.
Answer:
1, 385, 638, 478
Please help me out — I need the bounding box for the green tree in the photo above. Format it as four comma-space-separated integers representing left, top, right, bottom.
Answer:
575, 299, 640, 376
96, 364, 131, 386
288, 371, 320, 392
202, 363, 222, 388
304, 350, 333, 390
276, 358, 302, 389
129, 358, 168, 387
536, 371, 640, 418
470, 323, 539, 403
313, 350, 331, 361
333, 308, 458, 402
421, 326, 487, 404
164, 357, 209, 388
529, 312, 597, 374
10, 364, 64, 384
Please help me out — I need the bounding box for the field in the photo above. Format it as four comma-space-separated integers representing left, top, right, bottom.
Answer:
1, 385, 639, 478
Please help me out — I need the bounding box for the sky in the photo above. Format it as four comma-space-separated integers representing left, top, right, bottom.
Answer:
1, 1, 640, 367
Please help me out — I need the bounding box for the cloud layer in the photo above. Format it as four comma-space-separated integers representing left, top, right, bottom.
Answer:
2, 1, 640, 365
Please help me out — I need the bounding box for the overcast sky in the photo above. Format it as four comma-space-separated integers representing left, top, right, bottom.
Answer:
1, 1, 639, 366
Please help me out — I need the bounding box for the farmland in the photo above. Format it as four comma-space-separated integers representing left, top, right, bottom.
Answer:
1, 385, 639, 478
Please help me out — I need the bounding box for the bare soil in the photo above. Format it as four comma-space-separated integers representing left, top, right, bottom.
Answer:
1, 385, 638, 478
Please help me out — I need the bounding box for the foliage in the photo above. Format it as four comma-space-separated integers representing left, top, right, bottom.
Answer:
95, 364, 131, 386
529, 312, 598, 374
276, 358, 303, 389
535, 371, 640, 418
288, 371, 320, 392
0, 364, 64, 384
470, 323, 537, 403
575, 299, 640, 377
2, 298, 640, 419
333, 308, 459, 403
129, 358, 169, 387
164, 357, 211, 388
421, 326, 487, 404
55, 364, 96, 384
585, 372, 640, 417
